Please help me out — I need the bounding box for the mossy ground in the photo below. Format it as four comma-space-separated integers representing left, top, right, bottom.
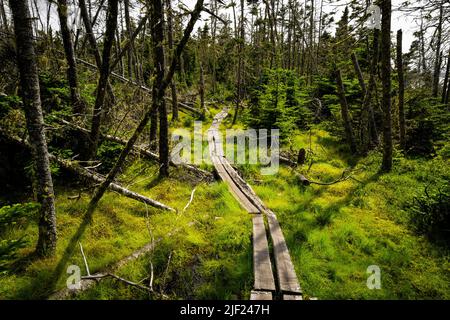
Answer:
1, 108, 449, 300
247, 128, 450, 299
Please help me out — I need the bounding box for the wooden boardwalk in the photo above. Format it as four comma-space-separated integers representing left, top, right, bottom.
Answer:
207, 109, 302, 300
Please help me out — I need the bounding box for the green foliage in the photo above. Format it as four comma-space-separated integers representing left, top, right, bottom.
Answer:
404, 91, 450, 157
0, 95, 21, 118
245, 69, 312, 140
407, 183, 450, 244
97, 141, 123, 174
39, 72, 71, 113
0, 203, 39, 274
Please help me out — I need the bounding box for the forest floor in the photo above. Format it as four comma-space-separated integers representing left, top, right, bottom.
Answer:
1, 106, 449, 299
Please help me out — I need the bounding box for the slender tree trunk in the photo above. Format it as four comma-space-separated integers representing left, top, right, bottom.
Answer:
396, 29, 406, 150
79, 0, 116, 106
441, 51, 450, 104
151, 0, 169, 176
0, 0, 8, 31
335, 69, 357, 153
166, 0, 178, 121
9, 0, 57, 257
432, 3, 443, 97
380, 0, 392, 172
200, 64, 205, 119
351, 52, 367, 94
57, 0, 85, 115
419, 14, 427, 75
232, 0, 245, 125
88, 0, 119, 160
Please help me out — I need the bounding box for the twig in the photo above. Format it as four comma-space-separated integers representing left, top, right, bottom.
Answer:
81, 273, 152, 292
182, 187, 197, 213
160, 251, 173, 295
303, 168, 364, 186
149, 261, 154, 292
79, 242, 90, 276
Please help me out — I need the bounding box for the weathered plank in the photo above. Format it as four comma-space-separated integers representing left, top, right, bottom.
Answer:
283, 295, 303, 300
266, 213, 302, 294
208, 115, 259, 213
211, 154, 259, 213
250, 291, 273, 301
253, 215, 276, 292
220, 157, 267, 213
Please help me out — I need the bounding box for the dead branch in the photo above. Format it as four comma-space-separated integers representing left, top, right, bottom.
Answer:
51, 118, 214, 181
295, 168, 364, 186
0, 128, 175, 211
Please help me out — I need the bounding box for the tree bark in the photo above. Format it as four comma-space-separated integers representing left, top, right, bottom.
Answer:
166, 0, 179, 121
200, 64, 206, 118
380, 0, 393, 172
78, 0, 116, 106
232, 0, 245, 125
335, 69, 357, 153
151, 0, 170, 177
88, 0, 119, 160
432, 3, 443, 97
9, 0, 57, 257
56, 0, 85, 115
351, 52, 367, 94
396, 29, 406, 150
442, 51, 450, 104
0, 0, 8, 31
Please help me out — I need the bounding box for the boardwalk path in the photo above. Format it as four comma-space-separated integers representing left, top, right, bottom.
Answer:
207, 108, 302, 300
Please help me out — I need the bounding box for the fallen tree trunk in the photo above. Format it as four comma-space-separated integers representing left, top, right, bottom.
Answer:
53, 118, 214, 181
279, 155, 297, 167
0, 128, 175, 211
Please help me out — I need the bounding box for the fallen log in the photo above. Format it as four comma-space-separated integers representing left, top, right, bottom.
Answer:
0, 128, 175, 211
52, 118, 214, 181
279, 155, 297, 167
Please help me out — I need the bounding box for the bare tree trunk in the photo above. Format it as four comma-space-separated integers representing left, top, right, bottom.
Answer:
56, 0, 85, 116
151, 0, 169, 176
432, 3, 443, 97
232, 0, 244, 125
419, 14, 427, 74
88, 0, 119, 160
200, 64, 205, 119
396, 29, 406, 150
442, 51, 450, 104
0, 0, 8, 31
351, 52, 366, 94
166, 0, 178, 121
9, 0, 57, 257
380, 0, 392, 172
335, 69, 357, 153
79, 0, 116, 106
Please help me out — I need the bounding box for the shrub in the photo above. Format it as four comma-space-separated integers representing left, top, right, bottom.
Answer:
407, 183, 450, 244
0, 202, 39, 274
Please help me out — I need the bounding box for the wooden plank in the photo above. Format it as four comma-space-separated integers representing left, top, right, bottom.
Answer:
250, 291, 273, 301
212, 155, 259, 213
220, 157, 267, 212
253, 215, 276, 291
283, 295, 303, 300
267, 213, 302, 294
